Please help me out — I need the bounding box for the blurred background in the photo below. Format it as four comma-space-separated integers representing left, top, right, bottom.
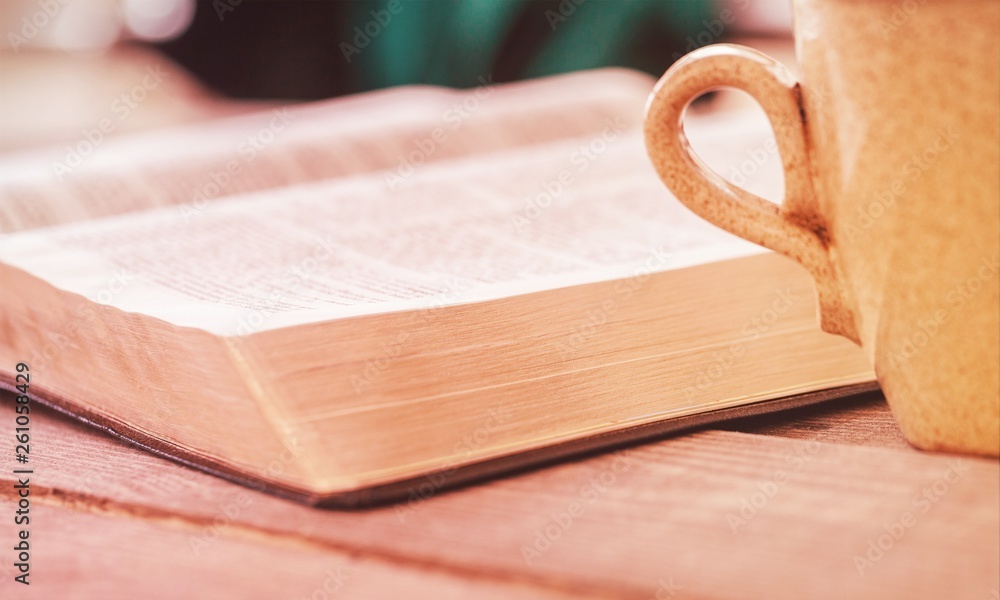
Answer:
0, 0, 793, 151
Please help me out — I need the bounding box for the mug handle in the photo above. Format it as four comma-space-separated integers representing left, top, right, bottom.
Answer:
644, 44, 858, 343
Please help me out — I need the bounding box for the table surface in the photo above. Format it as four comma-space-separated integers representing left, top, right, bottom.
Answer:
1, 389, 997, 599
1, 41, 997, 600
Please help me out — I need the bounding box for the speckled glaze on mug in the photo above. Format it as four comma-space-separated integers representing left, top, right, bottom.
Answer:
644, 0, 999, 455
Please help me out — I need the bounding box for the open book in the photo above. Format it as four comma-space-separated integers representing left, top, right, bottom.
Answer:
0, 69, 875, 506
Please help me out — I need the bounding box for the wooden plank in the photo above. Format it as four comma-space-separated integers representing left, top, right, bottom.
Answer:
719, 390, 912, 449
0, 500, 579, 600
0, 396, 996, 599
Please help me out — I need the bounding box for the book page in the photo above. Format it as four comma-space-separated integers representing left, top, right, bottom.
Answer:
0, 69, 654, 233
0, 109, 781, 336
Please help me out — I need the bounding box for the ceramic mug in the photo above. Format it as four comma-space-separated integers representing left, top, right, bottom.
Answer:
644, 0, 999, 455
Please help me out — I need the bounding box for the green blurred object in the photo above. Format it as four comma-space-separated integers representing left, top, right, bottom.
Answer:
349, 0, 715, 89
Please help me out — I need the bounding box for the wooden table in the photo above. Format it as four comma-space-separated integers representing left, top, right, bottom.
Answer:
1, 390, 996, 599
1, 40, 997, 600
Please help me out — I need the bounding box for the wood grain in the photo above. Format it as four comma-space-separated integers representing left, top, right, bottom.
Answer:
0, 499, 581, 600
1, 395, 996, 599
719, 390, 911, 449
